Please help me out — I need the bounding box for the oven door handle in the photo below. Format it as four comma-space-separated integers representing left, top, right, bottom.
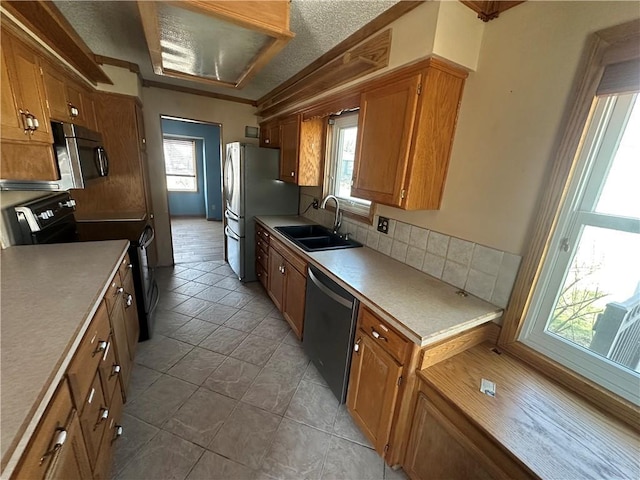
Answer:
141, 225, 155, 249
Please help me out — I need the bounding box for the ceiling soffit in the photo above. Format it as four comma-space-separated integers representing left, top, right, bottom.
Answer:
137, 0, 294, 89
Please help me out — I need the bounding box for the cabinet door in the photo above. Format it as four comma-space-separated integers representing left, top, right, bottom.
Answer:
122, 271, 140, 361
47, 409, 93, 480
346, 331, 402, 455
283, 263, 305, 339
42, 64, 69, 121
0, 33, 24, 143
267, 247, 285, 310
279, 116, 299, 183
351, 74, 421, 206
109, 299, 132, 396
404, 393, 496, 480
8, 36, 52, 143
268, 123, 281, 148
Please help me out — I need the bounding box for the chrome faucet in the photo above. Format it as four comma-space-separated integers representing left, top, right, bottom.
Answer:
320, 195, 342, 234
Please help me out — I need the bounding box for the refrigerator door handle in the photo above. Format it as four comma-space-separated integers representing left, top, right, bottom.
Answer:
225, 225, 241, 241
225, 209, 240, 221
224, 148, 234, 204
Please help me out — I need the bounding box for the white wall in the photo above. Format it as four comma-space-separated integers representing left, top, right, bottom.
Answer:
141, 87, 258, 265
371, 1, 639, 255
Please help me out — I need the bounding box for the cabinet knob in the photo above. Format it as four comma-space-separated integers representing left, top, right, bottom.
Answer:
125, 293, 133, 307
290, 171, 295, 177
113, 426, 123, 442
94, 340, 109, 356
128, 263, 133, 269
97, 408, 109, 425
39, 428, 67, 464
111, 364, 121, 377
265, 139, 270, 144
354, 337, 362, 354
116, 286, 124, 295
68, 104, 79, 117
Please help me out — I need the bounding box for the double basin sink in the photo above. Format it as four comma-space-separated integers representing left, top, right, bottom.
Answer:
275, 225, 363, 252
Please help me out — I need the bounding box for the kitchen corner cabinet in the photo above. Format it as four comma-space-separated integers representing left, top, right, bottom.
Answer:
266, 235, 307, 339
259, 119, 281, 149
347, 307, 411, 456
0, 26, 57, 181
352, 58, 467, 210
279, 114, 324, 186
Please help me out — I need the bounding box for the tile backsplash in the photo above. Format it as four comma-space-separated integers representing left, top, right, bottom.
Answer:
300, 194, 521, 309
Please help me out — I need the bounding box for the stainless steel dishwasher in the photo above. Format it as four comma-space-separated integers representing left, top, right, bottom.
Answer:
303, 265, 359, 403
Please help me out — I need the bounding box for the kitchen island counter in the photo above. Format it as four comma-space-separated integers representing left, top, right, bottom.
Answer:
0, 240, 129, 473
256, 216, 502, 347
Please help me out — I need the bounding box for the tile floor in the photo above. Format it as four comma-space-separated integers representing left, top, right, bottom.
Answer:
170, 217, 224, 264
111, 218, 407, 479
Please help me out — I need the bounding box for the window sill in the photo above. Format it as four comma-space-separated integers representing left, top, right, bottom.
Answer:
419, 342, 639, 479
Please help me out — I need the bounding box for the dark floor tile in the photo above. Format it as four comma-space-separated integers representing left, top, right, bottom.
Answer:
126, 375, 197, 427
202, 357, 261, 399
320, 436, 383, 480
230, 334, 279, 367
111, 413, 159, 476
168, 318, 220, 346
199, 326, 248, 355
187, 451, 256, 480
167, 347, 226, 385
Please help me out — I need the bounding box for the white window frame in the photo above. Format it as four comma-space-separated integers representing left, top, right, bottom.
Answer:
325, 112, 372, 219
163, 136, 198, 192
520, 93, 640, 405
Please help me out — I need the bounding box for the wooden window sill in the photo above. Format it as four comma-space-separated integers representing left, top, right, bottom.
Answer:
418, 343, 639, 479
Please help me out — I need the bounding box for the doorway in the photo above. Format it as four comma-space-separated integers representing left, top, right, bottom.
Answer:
160, 116, 223, 264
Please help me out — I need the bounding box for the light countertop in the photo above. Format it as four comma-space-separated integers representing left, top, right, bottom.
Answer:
256, 216, 503, 347
0, 240, 129, 473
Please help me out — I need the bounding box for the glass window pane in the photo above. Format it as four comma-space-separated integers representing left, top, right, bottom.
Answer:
163, 139, 196, 176
546, 225, 640, 372
335, 126, 357, 199
595, 97, 640, 219
167, 175, 197, 192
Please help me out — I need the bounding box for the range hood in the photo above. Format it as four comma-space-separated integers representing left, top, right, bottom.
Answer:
137, 1, 294, 89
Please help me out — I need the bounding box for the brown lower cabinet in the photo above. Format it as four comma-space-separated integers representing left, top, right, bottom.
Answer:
11, 253, 136, 479
266, 235, 307, 339
404, 392, 496, 480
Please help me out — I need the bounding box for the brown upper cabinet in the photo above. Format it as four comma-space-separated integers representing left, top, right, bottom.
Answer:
0, 26, 58, 181
352, 58, 467, 210
41, 60, 98, 130
259, 119, 281, 149
279, 114, 324, 186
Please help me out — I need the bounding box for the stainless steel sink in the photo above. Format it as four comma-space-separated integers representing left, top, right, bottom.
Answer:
275, 225, 363, 252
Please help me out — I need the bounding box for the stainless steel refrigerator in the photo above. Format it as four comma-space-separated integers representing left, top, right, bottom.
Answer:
224, 142, 299, 281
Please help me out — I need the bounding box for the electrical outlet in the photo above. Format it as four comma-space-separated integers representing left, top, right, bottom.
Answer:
377, 216, 389, 234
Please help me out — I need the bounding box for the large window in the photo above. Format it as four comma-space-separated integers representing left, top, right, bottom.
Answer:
163, 137, 198, 192
520, 93, 640, 404
326, 113, 371, 218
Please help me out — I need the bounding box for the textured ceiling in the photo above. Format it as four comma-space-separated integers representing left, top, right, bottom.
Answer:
52, 0, 399, 100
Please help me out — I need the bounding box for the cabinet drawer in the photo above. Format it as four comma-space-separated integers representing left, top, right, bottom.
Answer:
98, 334, 121, 406
79, 373, 109, 468
12, 379, 74, 479
256, 224, 271, 246
93, 382, 124, 480
67, 301, 111, 410
270, 236, 306, 276
256, 248, 269, 270
359, 307, 409, 364
104, 274, 124, 314
118, 254, 132, 283
256, 262, 268, 290
256, 237, 269, 255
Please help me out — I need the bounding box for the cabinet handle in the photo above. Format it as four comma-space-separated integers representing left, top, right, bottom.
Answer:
97, 408, 109, 425
354, 337, 361, 354
111, 364, 121, 377
290, 171, 295, 177
93, 340, 109, 356
125, 293, 133, 307
263, 232, 269, 238
68, 104, 79, 118
39, 428, 67, 464
116, 286, 124, 295
113, 426, 123, 442
128, 263, 133, 269
371, 328, 387, 342
32, 116, 39, 129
